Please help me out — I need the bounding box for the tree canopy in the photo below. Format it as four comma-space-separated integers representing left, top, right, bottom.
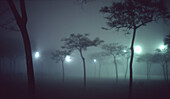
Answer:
61, 33, 104, 51
51, 50, 71, 63
100, 0, 169, 30
101, 43, 126, 57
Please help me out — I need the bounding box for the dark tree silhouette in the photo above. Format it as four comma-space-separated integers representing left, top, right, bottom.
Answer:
102, 43, 125, 83
7, 0, 35, 99
100, 0, 169, 98
137, 53, 153, 80
61, 33, 103, 88
51, 50, 71, 83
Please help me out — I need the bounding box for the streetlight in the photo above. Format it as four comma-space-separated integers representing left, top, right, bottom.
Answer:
134, 46, 142, 54
65, 55, 71, 62
123, 50, 127, 53
35, 51, 40, 58
93, 59, 97, 63
159, 45, 166, 50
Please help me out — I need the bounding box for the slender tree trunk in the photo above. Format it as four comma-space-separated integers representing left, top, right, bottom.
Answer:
9, 60, 13, 73
162, 64, 166, 80
61, 61, 65, 83
113, 56, 118, 83
79, 49, 86, 88
165, 62, 168, 81
166, 65, 169, 81
148, 64, 151, 79
146, 62, 151, 80
13, 60, 16, 76
94, 63, 96, 78
7, 1, 35, 99
125, 58, 129, 80
147, 63, 149, 80
99, 63, 102, 80
129, 27, 137, 99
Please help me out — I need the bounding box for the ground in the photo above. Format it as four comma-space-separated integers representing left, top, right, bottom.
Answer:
0, 73, 170, 99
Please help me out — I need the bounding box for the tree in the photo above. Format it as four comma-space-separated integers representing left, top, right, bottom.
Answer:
102, 43, 125, 82
51, 50, 71, 83
100, 0, 169, 98
164, 33, 170, 49
137, 53, 153, 80
153, 49, 169, 81
89, 52, 106, 79
164, 34, 170, 80
122, 47, 131, 80
61, 33, 103, 88
7, 0, 35, 99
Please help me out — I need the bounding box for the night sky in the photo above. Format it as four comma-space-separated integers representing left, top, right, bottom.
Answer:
1, 0, 170, 53
0, 0, 170, 76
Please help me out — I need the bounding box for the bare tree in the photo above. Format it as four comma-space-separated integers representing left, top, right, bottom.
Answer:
102, 43, 125, 83
51, 50, 71, 83
61, 33, 103, 88
7, 0, 35, 98
100, 0, 169, 98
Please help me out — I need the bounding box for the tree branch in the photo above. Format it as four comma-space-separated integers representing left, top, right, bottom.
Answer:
136, 19, 153, 29
20, 0, 27, 24
7, 0, 22, 26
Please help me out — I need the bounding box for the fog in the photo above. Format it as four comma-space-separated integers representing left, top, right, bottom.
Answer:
0, 0, 170, 99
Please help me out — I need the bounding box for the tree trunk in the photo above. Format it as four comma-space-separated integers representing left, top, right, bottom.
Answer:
113, 56, 118, 83
125, 58, 129, 80
13, 60, 16, 76
94, 63, 96, 78
147, 63, 149, 80
0, 59, 1, 75
99, 63, 102, 80
20, 25, 35, 99
79, 49, 86, 88
7, 0, 35, 99
165, 62, 168, 81
9, 60, 13, 73
162, 64, 166, 80
149, 64, 152, 79
166, 65, 169, 81
129, 27, 137, 99
61, 61, 65, 83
